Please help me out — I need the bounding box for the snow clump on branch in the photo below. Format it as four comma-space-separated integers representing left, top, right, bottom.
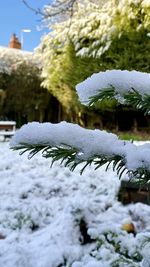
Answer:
10, 121, 150, 173
76, 70, 150, 105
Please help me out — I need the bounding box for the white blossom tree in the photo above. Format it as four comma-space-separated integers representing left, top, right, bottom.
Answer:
38, 0, 150, 61
35, 0, 150, 113
10, 69, 150, 185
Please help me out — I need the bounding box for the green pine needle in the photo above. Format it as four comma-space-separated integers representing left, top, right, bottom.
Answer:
11, 143, 150, 184
124, 88, 150, 115
88, 86, 115, 106
88, 86, 150, 115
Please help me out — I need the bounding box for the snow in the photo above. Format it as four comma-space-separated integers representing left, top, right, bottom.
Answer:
0, 121, 16, 126
10, 121, 119, 156
0, 46, 40, 74
76, 70, 150, 105
10, 121, 150, 173
0, 140, 150, 266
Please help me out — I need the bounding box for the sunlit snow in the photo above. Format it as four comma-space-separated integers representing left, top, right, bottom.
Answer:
76, 70, 150, 105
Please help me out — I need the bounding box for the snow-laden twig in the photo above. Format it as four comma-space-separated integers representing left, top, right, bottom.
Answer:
10, 121, 150, 183
76, 70, 150, 114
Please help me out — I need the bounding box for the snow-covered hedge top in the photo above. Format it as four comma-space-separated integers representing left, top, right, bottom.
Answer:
10, 121, 150, 173
76, 70, 150, 105
0, 46, 40, 74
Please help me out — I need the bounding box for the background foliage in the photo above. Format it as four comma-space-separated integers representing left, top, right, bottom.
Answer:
1, 0, 150, 130
35, 0, 150, 130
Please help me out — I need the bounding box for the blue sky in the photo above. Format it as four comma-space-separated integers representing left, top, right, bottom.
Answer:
0, 0, 51, 51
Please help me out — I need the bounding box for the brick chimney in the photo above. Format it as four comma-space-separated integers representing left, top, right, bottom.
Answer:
9, 33, 21, 49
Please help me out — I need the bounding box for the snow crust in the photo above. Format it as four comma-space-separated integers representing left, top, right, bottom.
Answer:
10, 121, 150, 172
1, 141, 150, 266
76, 70, 150, 105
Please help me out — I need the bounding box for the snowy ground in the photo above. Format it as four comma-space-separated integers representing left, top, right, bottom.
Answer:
1, 140, 150, 267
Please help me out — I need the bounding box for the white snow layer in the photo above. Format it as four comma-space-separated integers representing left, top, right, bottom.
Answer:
10, 121, 150, 172
0, 46, 38, 74
76, 70, 150, 104
1, 140, 150, 266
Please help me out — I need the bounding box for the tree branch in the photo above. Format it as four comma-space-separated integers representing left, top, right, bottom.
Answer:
22, 0, 77, 20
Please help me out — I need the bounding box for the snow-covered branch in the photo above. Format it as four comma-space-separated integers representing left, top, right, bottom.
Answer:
76, 70, 150, 114
10, 121, 150, 183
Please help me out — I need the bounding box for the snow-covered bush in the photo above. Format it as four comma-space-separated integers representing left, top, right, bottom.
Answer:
0, 46, 39, 75
0, 46, 51, 124
10, 69, 150, 185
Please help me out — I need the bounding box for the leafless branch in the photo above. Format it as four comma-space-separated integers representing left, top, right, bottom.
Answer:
22, 0, 43, 15
22, 0, 78, 21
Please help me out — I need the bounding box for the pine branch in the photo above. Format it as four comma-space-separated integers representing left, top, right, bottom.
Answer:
131, 167, 150, 187
11, 143, 150, 183
124, 89, 150, 115
88, 86, 115, 106
88, 86, 150, 114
